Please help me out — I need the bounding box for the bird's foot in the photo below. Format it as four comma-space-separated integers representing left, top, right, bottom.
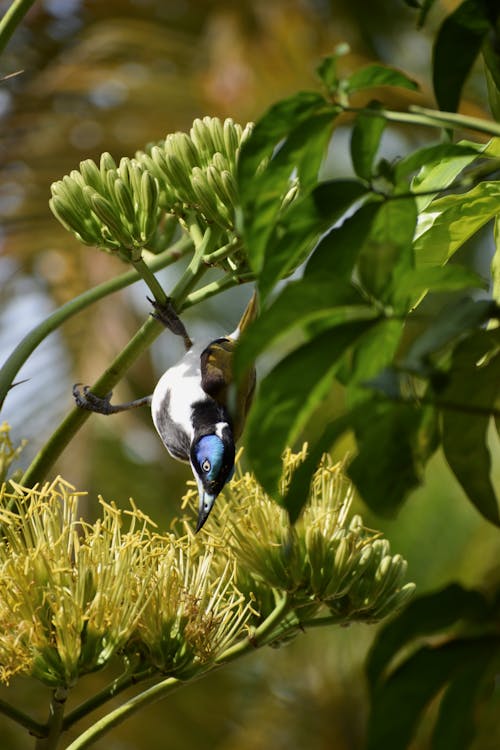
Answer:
73, 384, 151, 414
148, 296, 193, 349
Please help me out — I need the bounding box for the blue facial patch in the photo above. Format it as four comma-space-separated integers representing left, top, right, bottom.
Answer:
195, 435, 224, 481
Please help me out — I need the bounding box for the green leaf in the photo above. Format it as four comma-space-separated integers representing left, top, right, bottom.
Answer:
391, 264, 487, 313
394, 142, 481, 184
440, 330, 500, 525
346, 64, 419, 94
483, 33, 500, 121
403, 298, 498, 374
358, 197, 417, 303
415, 180, 500, 267
366, 584, 490, 689
234, 277, 369, 378
432, 647, 498, 750
305, 200, 382, 279
350, 105, 386, 181
245, 320, 375, 496
237, 92, 335, 275
493, 215, 500, 303
432, 0, 492, 112
258, 179, 368, 300
316, 43, 350, 93
367, 637, 500, 750
347, 402, 437, 516
346, 318, 404, 406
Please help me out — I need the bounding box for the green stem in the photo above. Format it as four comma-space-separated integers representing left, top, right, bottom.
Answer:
35, 688, 67, 750
64, 677, 184, 750
64, 595, 291, 750
63, 668, 155, 732
20, 229, 216, 487
131, 255, 169, 304
345, 104, 500, 138
0, 696, 45, 737
0, 0, 36, 56
0, 236, 192, 409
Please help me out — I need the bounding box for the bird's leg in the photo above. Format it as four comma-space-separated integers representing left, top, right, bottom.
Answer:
73, 384, 152, 415
148, 296, 193, 350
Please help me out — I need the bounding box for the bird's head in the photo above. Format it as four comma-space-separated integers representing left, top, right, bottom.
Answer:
190, 431, 235, 531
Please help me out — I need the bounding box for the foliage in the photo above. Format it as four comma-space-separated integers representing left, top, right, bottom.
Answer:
1, 1, 500, 749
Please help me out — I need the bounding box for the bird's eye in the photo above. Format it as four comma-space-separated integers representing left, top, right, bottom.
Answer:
201, 459, 211, 473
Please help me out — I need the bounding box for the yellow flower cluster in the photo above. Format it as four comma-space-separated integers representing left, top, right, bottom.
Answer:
0, 445, 415, 688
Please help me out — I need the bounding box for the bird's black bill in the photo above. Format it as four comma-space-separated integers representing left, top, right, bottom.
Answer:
196, 491, 216, 532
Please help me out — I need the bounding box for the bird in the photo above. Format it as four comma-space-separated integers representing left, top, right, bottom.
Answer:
73, 291, 258, 531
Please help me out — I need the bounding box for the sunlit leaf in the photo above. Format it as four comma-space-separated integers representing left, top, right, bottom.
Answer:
350, 105, 386, 181
432, 0, 492, 112
367, 637, 499, 750
245, 320, 375, 496
394, 142, 480, 184
440, 330, 500, 525
346, 64, 419, 94
415, 181, 500, 267
366, 584, 490, 689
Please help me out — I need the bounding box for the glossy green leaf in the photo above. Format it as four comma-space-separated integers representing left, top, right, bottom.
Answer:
366, 583, 490, 689
415, 180, 500, 267
348, 401, 437, 516
357, 196, 417, 302
237, 92, 335, 275
245, 320, 375, 496
367, 637, 499, 750
441, 330, 500, 525
432, 647, 498, 750
432, 0, 492, 113
394, 142, 480, 184
346, 64, 419, 94
258, 179, 368, 300
350, 106, 386, 181
234, 276, 368, 378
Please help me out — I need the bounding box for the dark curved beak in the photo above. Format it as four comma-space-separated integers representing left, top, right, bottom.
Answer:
196, 491, 216, 532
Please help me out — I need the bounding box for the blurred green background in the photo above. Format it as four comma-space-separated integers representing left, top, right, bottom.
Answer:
0, 1, 499, 748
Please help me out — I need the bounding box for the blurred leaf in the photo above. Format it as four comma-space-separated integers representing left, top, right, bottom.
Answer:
347, 401, 437, 516
417, 0, 439, 29
245, 320, 375, 496
367, 637, 500, 750
346, 318, 403, 405
350, 105, 386, 181
493, 215, 500, 303
432, 0, 493, 112
234, 277, 368, 377
237, 92, 335, 275
432, 648, 497, 750
440, 330, 500, 525
366, 583, 490, 689
415, 180, 500, 266
391, 264, 486, 313
403, 298, 497, 373
346, 64, 419, 94
258, 179, 368, 300
483, 32, 500, 121
358, 197, 417, 302
316, 43, 350, 93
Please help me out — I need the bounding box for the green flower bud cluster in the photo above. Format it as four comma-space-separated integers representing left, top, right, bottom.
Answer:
137, 117, 253, 234
205, 448, 415, 629
49, 153, 160, 261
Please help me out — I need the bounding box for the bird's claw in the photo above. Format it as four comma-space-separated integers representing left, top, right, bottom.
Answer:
147, 296, 192, 349
73, 383, 115, 414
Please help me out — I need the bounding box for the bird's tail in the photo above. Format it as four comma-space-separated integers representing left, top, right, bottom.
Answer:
231, 290, 258, 340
